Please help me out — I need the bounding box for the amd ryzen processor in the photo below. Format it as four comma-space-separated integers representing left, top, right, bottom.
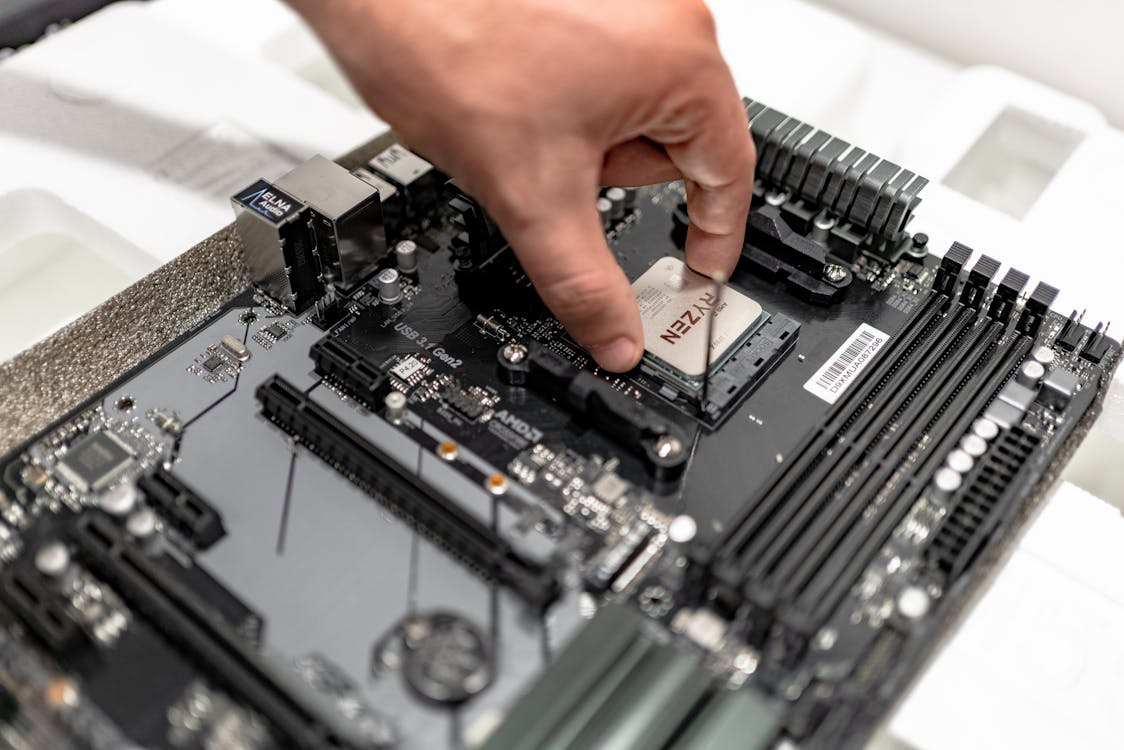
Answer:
632, 256, 764, 382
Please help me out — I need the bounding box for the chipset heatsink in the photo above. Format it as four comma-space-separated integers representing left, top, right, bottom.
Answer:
632, 256, 765, 391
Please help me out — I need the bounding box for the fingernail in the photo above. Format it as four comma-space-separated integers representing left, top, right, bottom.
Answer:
591, 336, 640, 372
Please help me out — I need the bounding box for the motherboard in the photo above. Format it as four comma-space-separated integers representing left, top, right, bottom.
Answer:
0, 98, 1118, 750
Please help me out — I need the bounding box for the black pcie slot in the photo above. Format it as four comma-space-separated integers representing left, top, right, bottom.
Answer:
309, 337, 390, 407
743, 305, 974, 579
255, 375, 559, 610
787, 333, 1032, 632
136, 468, 226, 550
64, 513, 350, 750
756, 310, 989, 590
713, 290, 944, 579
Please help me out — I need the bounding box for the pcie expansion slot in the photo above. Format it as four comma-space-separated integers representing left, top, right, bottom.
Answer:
255, 375, 560, 610
14, 512, 358, 749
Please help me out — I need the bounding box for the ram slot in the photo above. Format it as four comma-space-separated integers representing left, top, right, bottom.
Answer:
765, 314, 993, 590
785, 332, 1032, 633
742, 305, 976, 584
710, 290, 944, 592
255, 375, 559, 610
66, 513, 356, 750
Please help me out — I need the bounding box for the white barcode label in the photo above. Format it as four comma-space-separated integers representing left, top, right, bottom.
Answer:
804, 323, 889, 404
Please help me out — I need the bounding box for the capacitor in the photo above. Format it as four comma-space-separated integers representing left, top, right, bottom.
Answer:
971, 418, 1000, 442
960, 433, 988, 458
100, 482, 138, 517
35, 541, 70, 577
897, 585, 931, 619
668, 514, 698, 543
933, 467, 962, 497
1033, 346, 1055, 367
622, 187, 637, 212
596, 197, 613, 230
385, 391, 407, 423
377, 268, 403, 305
395, 240, 418, 275
945, 449, 974, 474
604, 187, 627, 221
126, 508, 158, 539
1017, 359, 1046, 387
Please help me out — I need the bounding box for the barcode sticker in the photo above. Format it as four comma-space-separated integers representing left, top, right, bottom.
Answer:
804, 323, 889, 404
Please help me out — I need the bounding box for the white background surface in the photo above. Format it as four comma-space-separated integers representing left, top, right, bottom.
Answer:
1, 1, 1123, 747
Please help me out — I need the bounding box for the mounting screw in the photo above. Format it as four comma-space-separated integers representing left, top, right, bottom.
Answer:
824, 264, 848, 283
764, 190, 788, 207
501, 343, 528, 364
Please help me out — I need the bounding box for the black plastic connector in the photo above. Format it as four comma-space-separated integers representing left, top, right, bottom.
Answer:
516, 345, 690, 480
935, 242, 973, 297
1016, 282, 1058, 337
0, 561, 88, 657
255, 376, 559, 610
988, 268, 1029, 324
1080, 326, 1113, 364
137, 468, 225, 550
959, 254, 1000, 310
309, 337, 390, 407
1055, 314, 1089, 352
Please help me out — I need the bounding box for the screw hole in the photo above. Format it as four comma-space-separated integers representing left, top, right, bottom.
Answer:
115, 397, 134, 412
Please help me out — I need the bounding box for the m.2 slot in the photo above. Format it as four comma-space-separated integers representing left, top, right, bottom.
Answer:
255, 375, 560, 611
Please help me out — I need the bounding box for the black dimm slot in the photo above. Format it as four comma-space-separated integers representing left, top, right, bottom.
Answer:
66, 513, 352, 750
762, 312, 990, 591
786, 333, 1032, 632
774, 319, 1000, 597
255, 375, 559, 610
743, 306, 975, 580
712, 291, 945, 574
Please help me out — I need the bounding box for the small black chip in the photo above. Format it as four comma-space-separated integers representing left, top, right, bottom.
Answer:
202, 355, 225, 372
55, 432, 134, 492
266, 323, 286, 339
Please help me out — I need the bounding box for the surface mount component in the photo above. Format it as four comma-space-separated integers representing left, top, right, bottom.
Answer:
54, 431, 134, 492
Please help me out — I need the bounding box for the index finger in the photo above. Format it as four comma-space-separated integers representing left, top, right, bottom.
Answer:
654, 72, 755, 278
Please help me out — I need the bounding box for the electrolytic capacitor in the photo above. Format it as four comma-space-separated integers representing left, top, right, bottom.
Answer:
1016, 360, 1045, 388
395, 240, 418, 275
605, 187, 627, 221
597, 197, 613, 230
377, 268, 403, 305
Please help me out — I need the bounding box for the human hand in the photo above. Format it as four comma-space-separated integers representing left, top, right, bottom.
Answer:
288, 0, 755, 371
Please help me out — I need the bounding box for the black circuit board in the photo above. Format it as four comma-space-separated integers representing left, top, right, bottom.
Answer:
0, 117, 1119, 750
